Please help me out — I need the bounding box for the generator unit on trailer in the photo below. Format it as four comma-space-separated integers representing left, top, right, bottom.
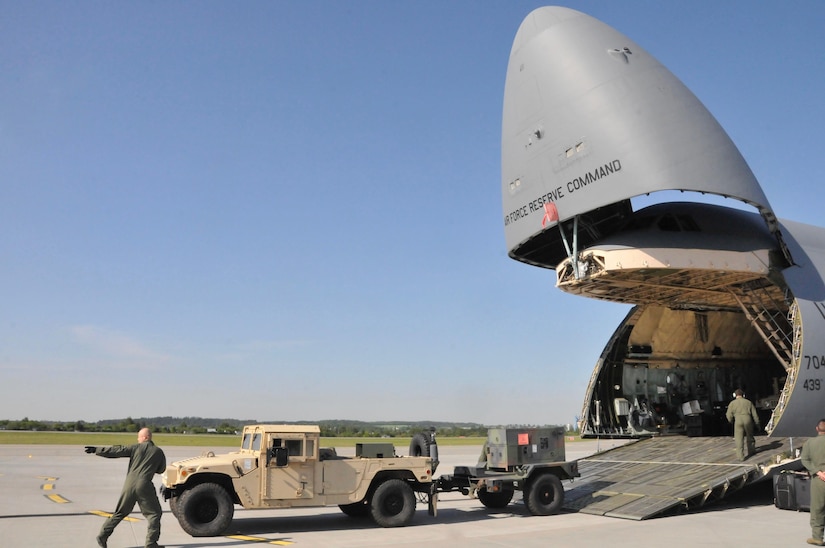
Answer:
486, 427, 566, 468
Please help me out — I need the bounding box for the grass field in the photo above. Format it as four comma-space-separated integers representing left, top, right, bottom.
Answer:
0, 431, 488, 447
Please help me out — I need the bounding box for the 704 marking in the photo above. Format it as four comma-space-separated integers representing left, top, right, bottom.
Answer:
804, 355, 825, 369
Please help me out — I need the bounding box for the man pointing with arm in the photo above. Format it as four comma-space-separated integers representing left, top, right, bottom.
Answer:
85, 427, 166, 548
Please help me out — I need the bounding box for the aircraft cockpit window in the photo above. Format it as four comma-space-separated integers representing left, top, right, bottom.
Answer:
622, 216, 655, 231
657, 214, 680, 232
677, 215, 700, 231
622, 213, 700, 233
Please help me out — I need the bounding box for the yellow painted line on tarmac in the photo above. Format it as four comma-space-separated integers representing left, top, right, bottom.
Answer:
36, 476, 58, 481
42, 483, 55, 490
88, 510, 141, 522
226, 534, 294, 545
45, 493, 71, 504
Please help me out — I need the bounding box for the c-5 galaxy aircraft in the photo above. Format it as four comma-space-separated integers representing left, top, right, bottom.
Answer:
502, 6, 824, 442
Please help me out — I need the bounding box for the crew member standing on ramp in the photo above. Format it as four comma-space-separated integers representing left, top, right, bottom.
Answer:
85, 427, 166, 548
725, 389, 760, 461
802, 419, 825, 546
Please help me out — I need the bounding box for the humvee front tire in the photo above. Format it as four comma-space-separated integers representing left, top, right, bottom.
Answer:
523, 473, 563, 516
177, 482, 235, 537
369, 479, 416, 527
169, 495, 181, 519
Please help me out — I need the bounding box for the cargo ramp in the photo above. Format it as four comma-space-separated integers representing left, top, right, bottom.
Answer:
563, 436, 804, 520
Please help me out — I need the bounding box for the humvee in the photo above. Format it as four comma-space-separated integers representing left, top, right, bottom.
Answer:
161, 424, 437, 536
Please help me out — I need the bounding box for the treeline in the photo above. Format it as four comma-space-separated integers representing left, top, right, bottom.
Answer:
0, 417, 501, 437
0, 417, 244, 434
295, 420, 490, 438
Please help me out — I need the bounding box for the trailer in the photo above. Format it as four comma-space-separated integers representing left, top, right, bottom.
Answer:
432, 426, 579, 516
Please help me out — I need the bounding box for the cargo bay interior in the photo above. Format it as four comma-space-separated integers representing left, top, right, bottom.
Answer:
579, 303, 792, 437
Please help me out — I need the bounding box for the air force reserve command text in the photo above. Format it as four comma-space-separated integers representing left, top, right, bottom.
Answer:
504, 159, 622, 227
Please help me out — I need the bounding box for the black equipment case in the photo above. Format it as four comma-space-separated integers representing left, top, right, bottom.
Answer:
774, 470, 811, 511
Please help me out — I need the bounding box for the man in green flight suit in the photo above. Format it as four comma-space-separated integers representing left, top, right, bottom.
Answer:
802, 419, 825, 546
85, 427, 166, 548
725, 389, 760, 461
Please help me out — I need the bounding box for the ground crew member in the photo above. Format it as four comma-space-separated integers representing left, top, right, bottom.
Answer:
85, 427, 166, 548
802, 419, 825, 546
725, 389, 760, 461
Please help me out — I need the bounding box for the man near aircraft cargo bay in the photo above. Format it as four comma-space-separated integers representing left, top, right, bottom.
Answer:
85, 427, 166, 548
725, 389, 760, 461
802, 420, 825, 546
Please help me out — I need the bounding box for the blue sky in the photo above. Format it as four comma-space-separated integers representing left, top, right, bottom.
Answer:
1, 1, 823, 426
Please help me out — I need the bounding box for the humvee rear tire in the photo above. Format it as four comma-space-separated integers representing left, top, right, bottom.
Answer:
477, 486, 514, 509
177, 482, 235, 537
524, 473, 564, 516
370, 479, 416, 527
339, 501, 370, 517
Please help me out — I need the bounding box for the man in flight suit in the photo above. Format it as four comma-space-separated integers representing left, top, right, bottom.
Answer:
85, 427, 166, 548
802, 419, 825, 546
725, 388, 760, 461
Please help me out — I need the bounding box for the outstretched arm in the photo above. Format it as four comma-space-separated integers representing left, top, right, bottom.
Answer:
86, 445, 134, 458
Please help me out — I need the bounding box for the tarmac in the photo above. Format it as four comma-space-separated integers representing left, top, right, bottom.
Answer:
0, 440, 813, 547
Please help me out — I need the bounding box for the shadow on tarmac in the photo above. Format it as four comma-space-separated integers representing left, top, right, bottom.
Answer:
223, 503, 540, 536
0, 511, 98, 519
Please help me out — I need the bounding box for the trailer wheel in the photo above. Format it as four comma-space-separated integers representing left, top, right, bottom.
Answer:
477, 486, 514, 509
409, 433, 431, 457
369, 479, 416, 527
524, 473, 564, 516
339, 501, 370, 517
176, 482, 235, 537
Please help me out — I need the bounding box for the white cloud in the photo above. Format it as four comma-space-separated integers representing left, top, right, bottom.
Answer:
67, 325, 172, 370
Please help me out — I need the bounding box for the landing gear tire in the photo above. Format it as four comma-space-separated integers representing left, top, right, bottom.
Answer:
524, 473, 564, 516
176, 482, 235, 537
369, 479, 416, 527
